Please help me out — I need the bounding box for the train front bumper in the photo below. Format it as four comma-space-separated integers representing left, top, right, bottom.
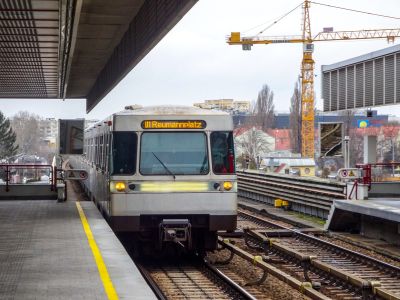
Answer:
108, 192, 237, 232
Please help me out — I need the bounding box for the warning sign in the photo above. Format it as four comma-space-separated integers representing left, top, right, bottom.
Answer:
338, 168, 360, 179
65, 169, 88, 181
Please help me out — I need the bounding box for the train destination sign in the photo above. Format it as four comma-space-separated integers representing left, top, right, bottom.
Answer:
141, 120, 206, 129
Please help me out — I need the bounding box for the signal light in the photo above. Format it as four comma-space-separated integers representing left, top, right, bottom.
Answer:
115, 182, 126, 192
223, 181, 233, 191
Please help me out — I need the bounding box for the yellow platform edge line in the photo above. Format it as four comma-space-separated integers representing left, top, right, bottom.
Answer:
76, 202, 119, 300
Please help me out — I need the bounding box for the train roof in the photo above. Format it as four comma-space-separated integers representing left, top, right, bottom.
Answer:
115, 105, 230, 116
85, 105, 233, 134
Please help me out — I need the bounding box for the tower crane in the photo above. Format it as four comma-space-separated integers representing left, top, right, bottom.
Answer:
227, 0, 400, 158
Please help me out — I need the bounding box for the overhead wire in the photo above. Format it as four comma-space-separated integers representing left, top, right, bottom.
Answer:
242, 17, 284, 35
311, 1, 400, 20
241, 1, 303, 36
244, 1, 400, 37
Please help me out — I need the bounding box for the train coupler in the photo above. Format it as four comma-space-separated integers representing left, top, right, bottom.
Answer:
159, 219, 192, 250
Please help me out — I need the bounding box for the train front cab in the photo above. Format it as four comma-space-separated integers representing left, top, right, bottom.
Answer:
108, 122, 237, 251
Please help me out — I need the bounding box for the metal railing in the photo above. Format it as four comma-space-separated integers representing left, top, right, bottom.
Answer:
356, 162, 400, 184
0, 164, 57, 192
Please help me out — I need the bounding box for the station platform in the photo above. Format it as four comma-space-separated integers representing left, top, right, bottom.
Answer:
326, 198, 400, 246
331, 198, 400, 223
0, 192, 156, 299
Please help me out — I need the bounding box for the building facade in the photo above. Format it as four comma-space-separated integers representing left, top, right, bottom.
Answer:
194, 99, 251, 114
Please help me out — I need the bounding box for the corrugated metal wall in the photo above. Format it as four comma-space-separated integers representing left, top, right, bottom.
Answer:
322, 52, 399, 111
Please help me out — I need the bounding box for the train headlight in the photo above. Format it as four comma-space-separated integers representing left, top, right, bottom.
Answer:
114, 182, 126, 192
223, 181, 233, 191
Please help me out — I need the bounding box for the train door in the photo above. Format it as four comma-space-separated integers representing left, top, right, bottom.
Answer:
97, 132, 110, 214
93, 135, 100, 204
104, 132, 111, 215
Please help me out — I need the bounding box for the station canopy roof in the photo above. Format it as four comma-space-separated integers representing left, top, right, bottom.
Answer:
0, 0, 197, 112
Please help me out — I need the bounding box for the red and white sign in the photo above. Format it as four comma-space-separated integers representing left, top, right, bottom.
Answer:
338, 168, 360, 179
64, 169, 88, 180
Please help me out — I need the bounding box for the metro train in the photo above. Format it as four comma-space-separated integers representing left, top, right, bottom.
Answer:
70, 105, 237, 252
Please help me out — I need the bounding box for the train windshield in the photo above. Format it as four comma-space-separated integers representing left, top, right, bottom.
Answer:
211, 131, 235, 174
140, 132, 209, 175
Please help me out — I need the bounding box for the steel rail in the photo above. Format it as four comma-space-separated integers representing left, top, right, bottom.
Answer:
237, 210, 285, 229
242, 231, 372, 299
238, 181, 333, 209
136, 257, 256, 300
238, 175, 344, 199
135, 261, 168, 300
239, 211, 400, 300
203, 260, 257, 300
238, 171, 345, 193
239, 210, 400, 270
237, 171, 346, 218
217, 237, 330, 300
238, 202, 312, 229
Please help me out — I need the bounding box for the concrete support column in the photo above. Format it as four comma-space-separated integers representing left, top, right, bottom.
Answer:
363, 136, 377, 164
344, 136, 350, 168
346, 182, 368, 200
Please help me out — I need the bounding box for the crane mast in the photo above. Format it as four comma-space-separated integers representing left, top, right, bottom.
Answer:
300, 0, 315, 158
227, 1, 400, 158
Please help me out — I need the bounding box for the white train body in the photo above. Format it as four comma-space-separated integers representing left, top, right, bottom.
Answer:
71, 106, 237, 250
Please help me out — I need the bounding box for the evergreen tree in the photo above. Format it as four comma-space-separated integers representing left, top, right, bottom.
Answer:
0, 111, 18, 160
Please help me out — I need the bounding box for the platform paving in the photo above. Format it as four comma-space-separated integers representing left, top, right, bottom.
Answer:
0, 197, 155, 299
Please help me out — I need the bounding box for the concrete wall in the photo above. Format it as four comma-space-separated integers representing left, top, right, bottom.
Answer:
360, 215, 400, 246
0, 185, 57, 200
369, 182, 400, 197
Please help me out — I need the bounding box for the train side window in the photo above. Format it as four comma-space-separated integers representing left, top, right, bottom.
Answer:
95, 137, 99, 166
210, 131, 235, 174
110, 132, 137, 175
104, 133, 110, 171
99, 134, 104, 170
88, 138, 92, 162
90, 138, 93, 162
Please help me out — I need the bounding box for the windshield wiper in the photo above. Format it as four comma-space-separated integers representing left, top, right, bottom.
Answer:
152, 152, 176, 180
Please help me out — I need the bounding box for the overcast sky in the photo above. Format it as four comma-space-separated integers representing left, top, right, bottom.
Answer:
1, 0, 399, 120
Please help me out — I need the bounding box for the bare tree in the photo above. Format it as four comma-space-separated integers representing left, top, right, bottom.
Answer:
349, 129, 364, 166
289, 81, 301, 154
254, 84, 275, 130
338, 109, 359, 136
235, 127, 273, 168
381, 121, 400, 163
338, 109, 358, 166
11, 111, 41, 155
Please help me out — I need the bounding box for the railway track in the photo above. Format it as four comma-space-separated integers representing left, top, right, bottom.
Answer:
237, 211, 285, 230
235, 210, 400, 299
136, 257, 256, 300
237, 170, 345, 218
